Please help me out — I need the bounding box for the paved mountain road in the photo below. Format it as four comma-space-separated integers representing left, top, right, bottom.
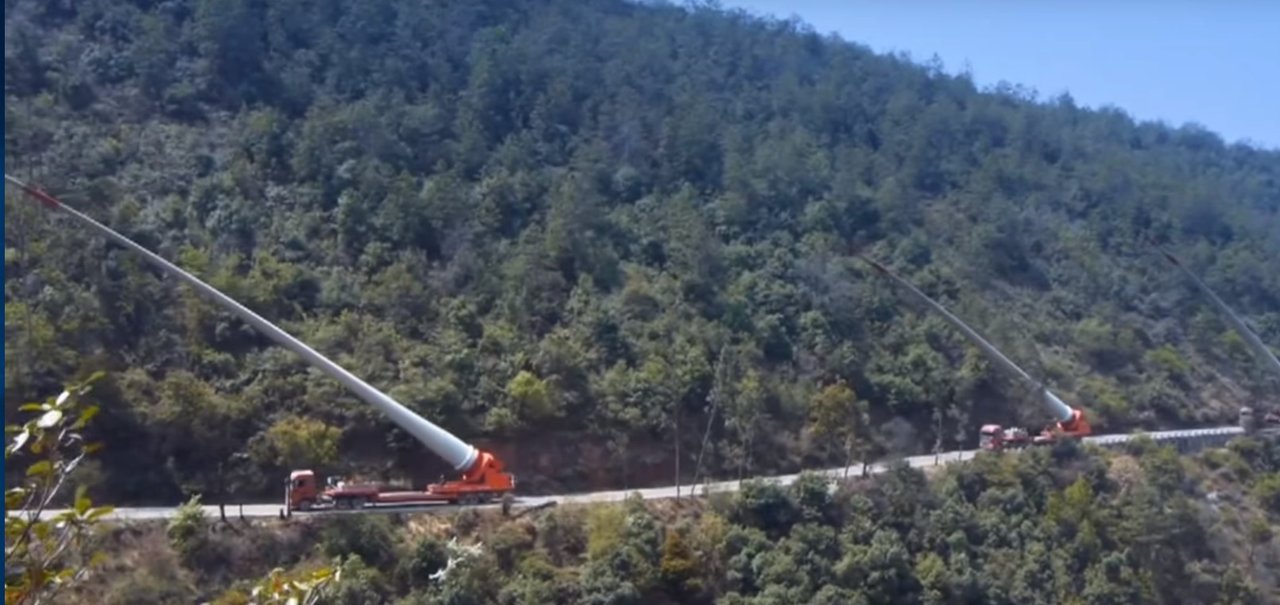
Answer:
50, 425, 1244, 522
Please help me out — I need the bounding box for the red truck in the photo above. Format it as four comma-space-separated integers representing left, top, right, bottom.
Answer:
287, 450, 516, 512
4, 175, 522, 519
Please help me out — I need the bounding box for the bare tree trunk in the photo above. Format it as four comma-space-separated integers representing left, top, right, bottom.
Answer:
674, 406, 681, 500
933, 400, 944, 465
738, 414, 759, 483
219, 502, 242, 534
692, 412, 716, 495
737, 426, 749, 483
694, 345, 729, 493
843, 434, 854, 479
860, 442, 869, 478
621, 434, 630, 490
216, 462, 229, 525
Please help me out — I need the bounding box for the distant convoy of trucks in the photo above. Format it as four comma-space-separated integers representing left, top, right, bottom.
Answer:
7, 173, 1277, 515
859, 256, 1093, 452
1154, 246, 1280, 436
863, 246, 1280, 451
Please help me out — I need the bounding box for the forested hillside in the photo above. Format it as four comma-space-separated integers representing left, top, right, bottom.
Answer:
5, 0, 1280, 504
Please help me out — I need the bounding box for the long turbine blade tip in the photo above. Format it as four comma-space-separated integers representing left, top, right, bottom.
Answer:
860, 256, 889, 275
5, 174, 61, 209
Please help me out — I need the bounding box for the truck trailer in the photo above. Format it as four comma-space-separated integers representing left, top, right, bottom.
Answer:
286, 468, 513, 511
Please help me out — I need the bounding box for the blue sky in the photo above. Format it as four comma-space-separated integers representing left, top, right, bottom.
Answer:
725, 1, 1280, 150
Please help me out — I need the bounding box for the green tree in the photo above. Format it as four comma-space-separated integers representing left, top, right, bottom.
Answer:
659, 527, 704, 601
585, 503, 628, 561
1246, 516, 1272, 567
1214, 564, 1261, 605
141, 370, 251, 501
1253, 474, 1280, 512
505, 370, 558, 422
914, 552, 950, 605
727, 368, 767, 480
252, 415, 342, 473
808, 381, 870, 477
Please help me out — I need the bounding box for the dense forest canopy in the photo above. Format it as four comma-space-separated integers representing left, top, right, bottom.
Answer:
5, 0, 1280, 504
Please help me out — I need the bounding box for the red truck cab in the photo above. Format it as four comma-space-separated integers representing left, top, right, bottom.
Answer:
286, 469, 322, 511
286, 470, 401, 510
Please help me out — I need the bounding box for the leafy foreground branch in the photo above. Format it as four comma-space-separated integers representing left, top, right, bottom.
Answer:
3, 373, 341, 605
5, 373, 113, 605
242, 567, 342, 605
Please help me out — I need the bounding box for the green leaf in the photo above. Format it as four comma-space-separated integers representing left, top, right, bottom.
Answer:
71, 408, 100, 431
8, 517, 30, 536
74, 486, 91, 515
87, 506, 115, 521
18, 403, 47, 413
7, 487, 28, 509
26, 460, 53, 478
